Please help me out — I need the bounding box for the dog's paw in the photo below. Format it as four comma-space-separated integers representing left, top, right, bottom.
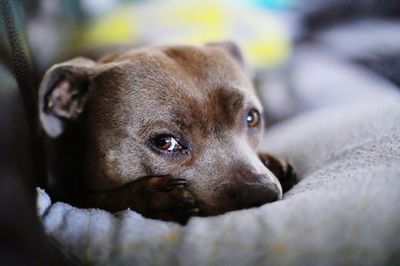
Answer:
137, 176, 199, 224
258, 153, 298, 193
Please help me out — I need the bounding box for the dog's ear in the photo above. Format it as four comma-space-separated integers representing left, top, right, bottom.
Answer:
206, 41, 244, 66
39, 57, 96, 138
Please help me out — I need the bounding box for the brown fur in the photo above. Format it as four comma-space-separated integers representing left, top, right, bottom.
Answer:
38, 42, 297, 224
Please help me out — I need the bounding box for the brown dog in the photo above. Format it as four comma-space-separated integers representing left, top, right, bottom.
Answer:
38, 41, 297, 224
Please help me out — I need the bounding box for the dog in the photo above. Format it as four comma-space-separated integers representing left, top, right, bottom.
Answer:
38, 41, 297, 224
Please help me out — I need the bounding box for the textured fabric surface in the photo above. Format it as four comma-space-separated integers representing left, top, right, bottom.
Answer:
37, 96, 400, 265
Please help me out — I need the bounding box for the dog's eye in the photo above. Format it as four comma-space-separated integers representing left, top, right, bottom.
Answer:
153, 135, 183, 152
246, 109, 261, 127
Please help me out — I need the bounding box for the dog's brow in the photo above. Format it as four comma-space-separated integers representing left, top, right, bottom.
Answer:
200, 86, 245, 130
137, 120, 175, 138
212, 86, 245, 111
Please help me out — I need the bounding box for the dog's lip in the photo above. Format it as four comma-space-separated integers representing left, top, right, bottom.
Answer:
192, 180, 283, 217
183, 192, 208, 216
194, 202, 220, 217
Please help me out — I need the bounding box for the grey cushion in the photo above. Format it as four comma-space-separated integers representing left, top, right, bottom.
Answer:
37, 96, 400, 265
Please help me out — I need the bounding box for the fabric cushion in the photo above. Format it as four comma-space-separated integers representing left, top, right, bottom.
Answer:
37, 96, 400, 265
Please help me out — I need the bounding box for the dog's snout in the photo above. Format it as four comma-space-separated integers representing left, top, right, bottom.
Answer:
233, 182, 280, 209
190, 162, 283, 216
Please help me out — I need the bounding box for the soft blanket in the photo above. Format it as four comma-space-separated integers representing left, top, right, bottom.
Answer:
37, 96, 400, 265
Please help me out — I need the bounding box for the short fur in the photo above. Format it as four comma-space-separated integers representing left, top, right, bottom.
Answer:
39, 42, 297, 224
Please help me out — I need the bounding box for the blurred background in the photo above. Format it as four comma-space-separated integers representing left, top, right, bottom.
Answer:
1, 0, 400, 124
1, 2, 400, 263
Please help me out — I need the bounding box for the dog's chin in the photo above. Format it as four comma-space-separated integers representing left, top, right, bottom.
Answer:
194, 202, 235, 217
193, 182, 283, 217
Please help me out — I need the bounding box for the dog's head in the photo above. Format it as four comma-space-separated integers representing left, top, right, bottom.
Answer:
39, 42, 282, 215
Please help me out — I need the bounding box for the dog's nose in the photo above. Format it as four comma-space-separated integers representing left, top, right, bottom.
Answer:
233, 182, 280, 209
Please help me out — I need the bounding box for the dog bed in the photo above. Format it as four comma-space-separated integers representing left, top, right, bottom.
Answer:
37, 95, 400, 265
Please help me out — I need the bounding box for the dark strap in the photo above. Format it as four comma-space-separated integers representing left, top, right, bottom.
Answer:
1, 0, 45, 185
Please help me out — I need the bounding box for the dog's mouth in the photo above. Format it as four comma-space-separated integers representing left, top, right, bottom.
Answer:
189, 180, 282, 217
79, 173, 282, 223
